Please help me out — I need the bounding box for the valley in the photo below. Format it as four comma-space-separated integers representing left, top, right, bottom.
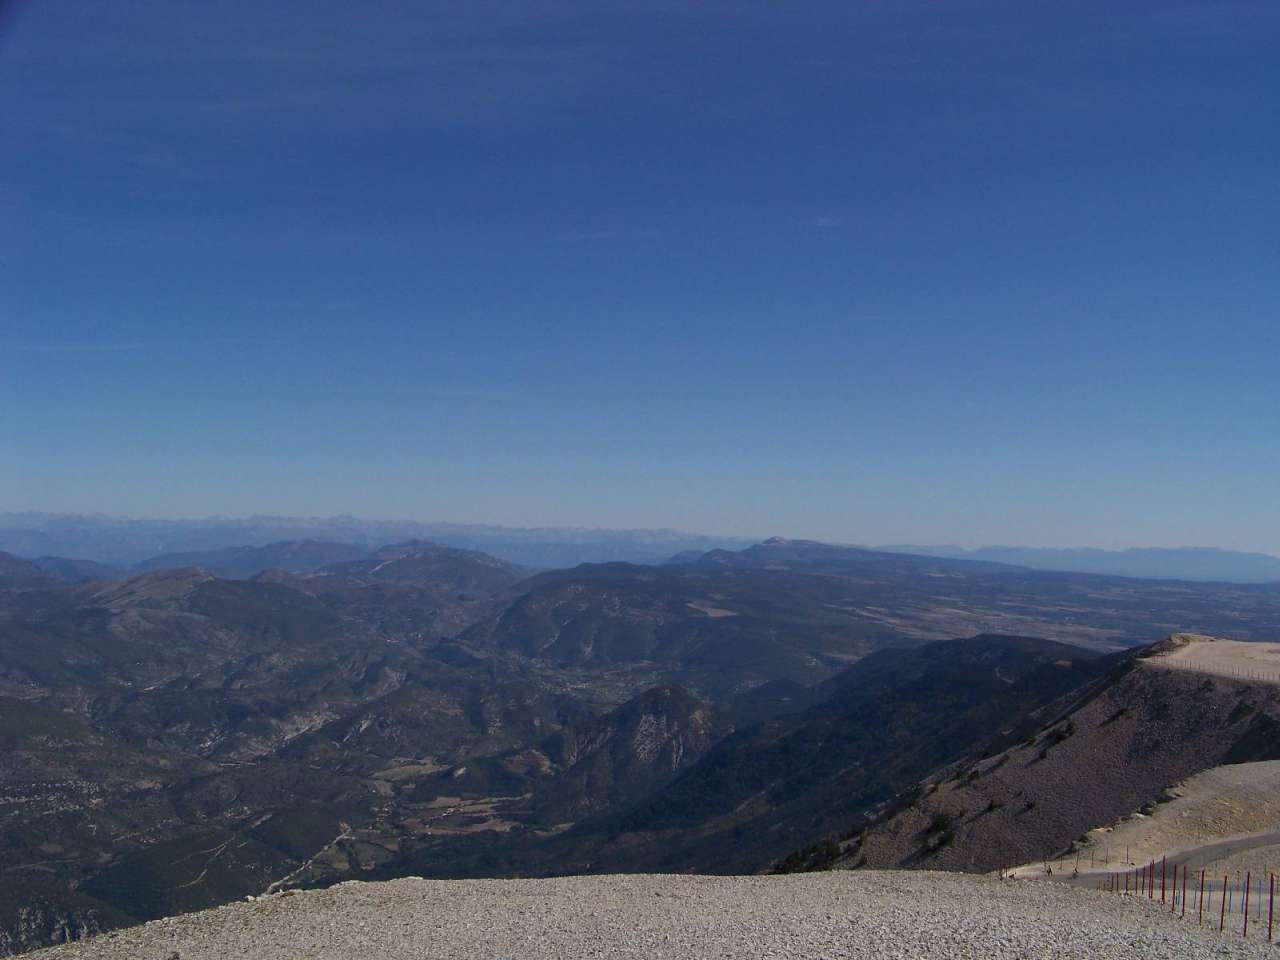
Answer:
3, 539, 1280, 954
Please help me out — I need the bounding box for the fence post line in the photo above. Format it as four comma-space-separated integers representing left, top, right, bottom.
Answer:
1199, 869, 1205, 925
1162, 856, 1166, 904
1182, 864, 1187, 918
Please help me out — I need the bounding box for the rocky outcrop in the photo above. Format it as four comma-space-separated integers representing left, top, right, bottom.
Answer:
1, 900, 117, 957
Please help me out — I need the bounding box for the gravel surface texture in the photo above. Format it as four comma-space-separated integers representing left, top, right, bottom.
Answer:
31, 872, 1280, 960
1150, 637, 1280, 686
1007, 760, 1280, 882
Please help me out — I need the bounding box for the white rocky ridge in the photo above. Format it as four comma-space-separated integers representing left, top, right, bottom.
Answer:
31, 872, 1275, 959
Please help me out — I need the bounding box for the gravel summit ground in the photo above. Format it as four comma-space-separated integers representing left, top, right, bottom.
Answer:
31, 872, 1277, 960
1148, 636, 1280, 685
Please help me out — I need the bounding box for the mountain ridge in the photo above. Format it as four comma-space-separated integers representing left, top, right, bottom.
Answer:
879, 543, 1280, 584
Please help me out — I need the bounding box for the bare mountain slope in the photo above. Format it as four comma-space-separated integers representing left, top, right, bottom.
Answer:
813, 635, 1280, 875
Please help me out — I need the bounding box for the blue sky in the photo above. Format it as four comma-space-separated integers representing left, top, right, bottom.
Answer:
2, 1, 1278, 549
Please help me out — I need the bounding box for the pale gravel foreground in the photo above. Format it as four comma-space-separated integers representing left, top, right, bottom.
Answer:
33, 873, 1278, 960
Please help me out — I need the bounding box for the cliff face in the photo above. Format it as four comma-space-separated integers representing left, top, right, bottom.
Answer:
0, 897, 122, 958
534, 685, 718, 824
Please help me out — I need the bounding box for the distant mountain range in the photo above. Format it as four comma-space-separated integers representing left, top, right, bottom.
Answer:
3, 513, 1279, 584
0, 513, 754, 569
880, 544, 1280, 583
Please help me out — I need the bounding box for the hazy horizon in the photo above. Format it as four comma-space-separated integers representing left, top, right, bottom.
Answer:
4, 2, 1278, 553
5, 509, 1280, 560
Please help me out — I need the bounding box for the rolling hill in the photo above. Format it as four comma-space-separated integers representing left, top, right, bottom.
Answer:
133, 540, 367, 579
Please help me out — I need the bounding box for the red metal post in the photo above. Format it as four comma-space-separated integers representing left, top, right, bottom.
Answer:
1268, 873, 1273, 942
1181, 864, 1187, 918
1245, 871, 1251, 937
1162, 856, 1167, 904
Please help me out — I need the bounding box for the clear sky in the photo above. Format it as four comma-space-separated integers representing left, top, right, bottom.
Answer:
2, 1, 1278, 549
